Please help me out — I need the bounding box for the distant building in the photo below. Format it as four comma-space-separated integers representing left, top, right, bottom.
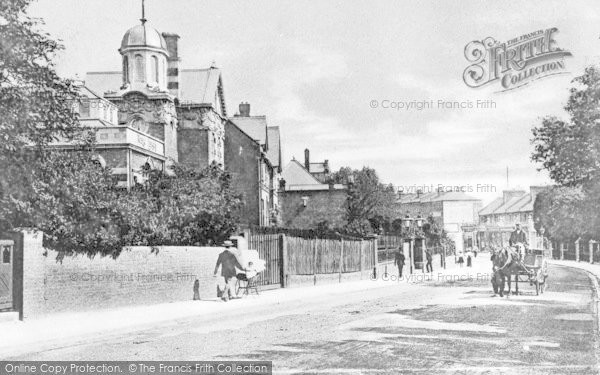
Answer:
397, 191, 482, 253
280, 159, 346, 229
226, 103, 281, 227
478, 186, 550, 249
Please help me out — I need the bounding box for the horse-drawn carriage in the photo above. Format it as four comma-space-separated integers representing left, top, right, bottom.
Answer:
491, 242, 549, 297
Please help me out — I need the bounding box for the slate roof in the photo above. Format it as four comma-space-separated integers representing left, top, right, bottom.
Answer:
478, 197, 504, 216
282, 159, 321, 186
228, 116, 268, 147
478, 190, 535, 216
266, 126, 281, 169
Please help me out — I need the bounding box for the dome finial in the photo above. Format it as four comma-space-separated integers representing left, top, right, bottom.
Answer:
140, 0, 147, 25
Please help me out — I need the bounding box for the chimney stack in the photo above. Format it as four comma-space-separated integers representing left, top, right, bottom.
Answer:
239, 102, 251, 117
162, 33, 180, 99
304, 149, 310, 170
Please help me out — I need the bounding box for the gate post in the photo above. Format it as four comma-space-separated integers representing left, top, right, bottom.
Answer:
560, 242, 564, 260
575, 238, 580, 262
338, 239, 344, 283
312, 239, 317, 285
279, 234, 288, 288
591, 240, 595, 264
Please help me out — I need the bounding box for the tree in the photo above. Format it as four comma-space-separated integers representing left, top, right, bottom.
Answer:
118, 163, 244, 250
330, 166, 397, 235
0, 1, 244, 258
531, 66, 600, 187
531, 65, 600, 240
0, 0, 84, 227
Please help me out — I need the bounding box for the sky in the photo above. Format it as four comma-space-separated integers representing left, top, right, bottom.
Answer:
28, 0, 600, 203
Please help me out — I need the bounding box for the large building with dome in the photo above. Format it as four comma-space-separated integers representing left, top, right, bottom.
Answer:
60, 13, 282, 226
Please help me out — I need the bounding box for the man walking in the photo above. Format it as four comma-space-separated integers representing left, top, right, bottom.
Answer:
425, 249, 433, 273
213, 240, 244, 302
394, 248, 405, 278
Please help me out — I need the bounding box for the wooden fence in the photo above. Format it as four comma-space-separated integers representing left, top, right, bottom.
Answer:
284, 237, 376, 275
246, 229, 378, 288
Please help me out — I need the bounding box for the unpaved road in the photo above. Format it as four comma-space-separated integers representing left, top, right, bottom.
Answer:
9, 264, 599, 374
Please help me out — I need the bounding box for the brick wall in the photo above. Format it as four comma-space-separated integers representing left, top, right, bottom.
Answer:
18, 231, 224, 319
177, 128, 209, 169
280, 189, 347, 229
224, 121, 260, 227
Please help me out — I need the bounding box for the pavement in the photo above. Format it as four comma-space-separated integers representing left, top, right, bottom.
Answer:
0, 254, 490, 359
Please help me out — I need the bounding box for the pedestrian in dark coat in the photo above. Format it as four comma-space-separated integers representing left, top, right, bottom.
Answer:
425, 249, 433, 273
394, 249, 405, 278
213, 240, 244, 301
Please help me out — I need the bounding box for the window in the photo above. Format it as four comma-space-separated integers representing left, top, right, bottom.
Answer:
135, 55, 144, 82
2, 246, 10, 264
129, 116, 148, 133
79, 98, 90, 118
152, 56, 159, 84
122, 55, 129, 83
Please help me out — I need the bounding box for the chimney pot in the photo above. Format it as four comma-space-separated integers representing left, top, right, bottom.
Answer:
304, 149, 310, 170
239, 102, 250, 117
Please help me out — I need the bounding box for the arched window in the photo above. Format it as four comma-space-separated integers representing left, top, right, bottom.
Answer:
122, 56, 129, 84
129, 116, 148, 133
152, 55, 159, 84
134, 54, 144, 82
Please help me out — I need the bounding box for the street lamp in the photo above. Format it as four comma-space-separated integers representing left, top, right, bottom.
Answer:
404, 215, 412, 229
416, 215, 423, 229
403, 215, 415, 274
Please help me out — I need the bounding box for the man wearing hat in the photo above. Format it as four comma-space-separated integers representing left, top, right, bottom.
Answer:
213, 240, 244, 301
509, 223, 528, 247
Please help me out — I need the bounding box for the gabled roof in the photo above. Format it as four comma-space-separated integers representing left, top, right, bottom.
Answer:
85, 68, 226, 113
179, 68, 226, 114
266, 126, 281, 169
479, 197, 504, 216
282, 159, 321, 186
228, 115, 268, 147
509, 194, 532, 213
493, 196, 524, 214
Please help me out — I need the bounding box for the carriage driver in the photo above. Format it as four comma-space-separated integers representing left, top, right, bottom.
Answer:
509, 223, 528, 246
509, 223, 528, 257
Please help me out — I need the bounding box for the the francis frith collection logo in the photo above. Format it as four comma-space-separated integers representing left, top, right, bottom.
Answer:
463, 28, 572, 91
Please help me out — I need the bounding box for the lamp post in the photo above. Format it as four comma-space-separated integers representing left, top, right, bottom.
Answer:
403, 215, 413, 274
416, 215, 425, 273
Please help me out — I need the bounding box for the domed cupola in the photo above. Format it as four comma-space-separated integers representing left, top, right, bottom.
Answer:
120, 23, 168, 54
118, 5, 169, 92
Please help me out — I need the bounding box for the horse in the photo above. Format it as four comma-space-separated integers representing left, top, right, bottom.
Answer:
491, 244, 531, 297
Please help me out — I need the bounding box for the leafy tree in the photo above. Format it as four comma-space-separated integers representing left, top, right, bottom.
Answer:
531, 65, 600, 240
531, 66, 600, 187
330, 166, 397, 235
0, 148, 123, 258
118, 163, 244, 249
0, 0, 81, 191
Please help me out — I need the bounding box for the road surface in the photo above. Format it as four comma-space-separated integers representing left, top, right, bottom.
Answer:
7, 262, 599, 374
